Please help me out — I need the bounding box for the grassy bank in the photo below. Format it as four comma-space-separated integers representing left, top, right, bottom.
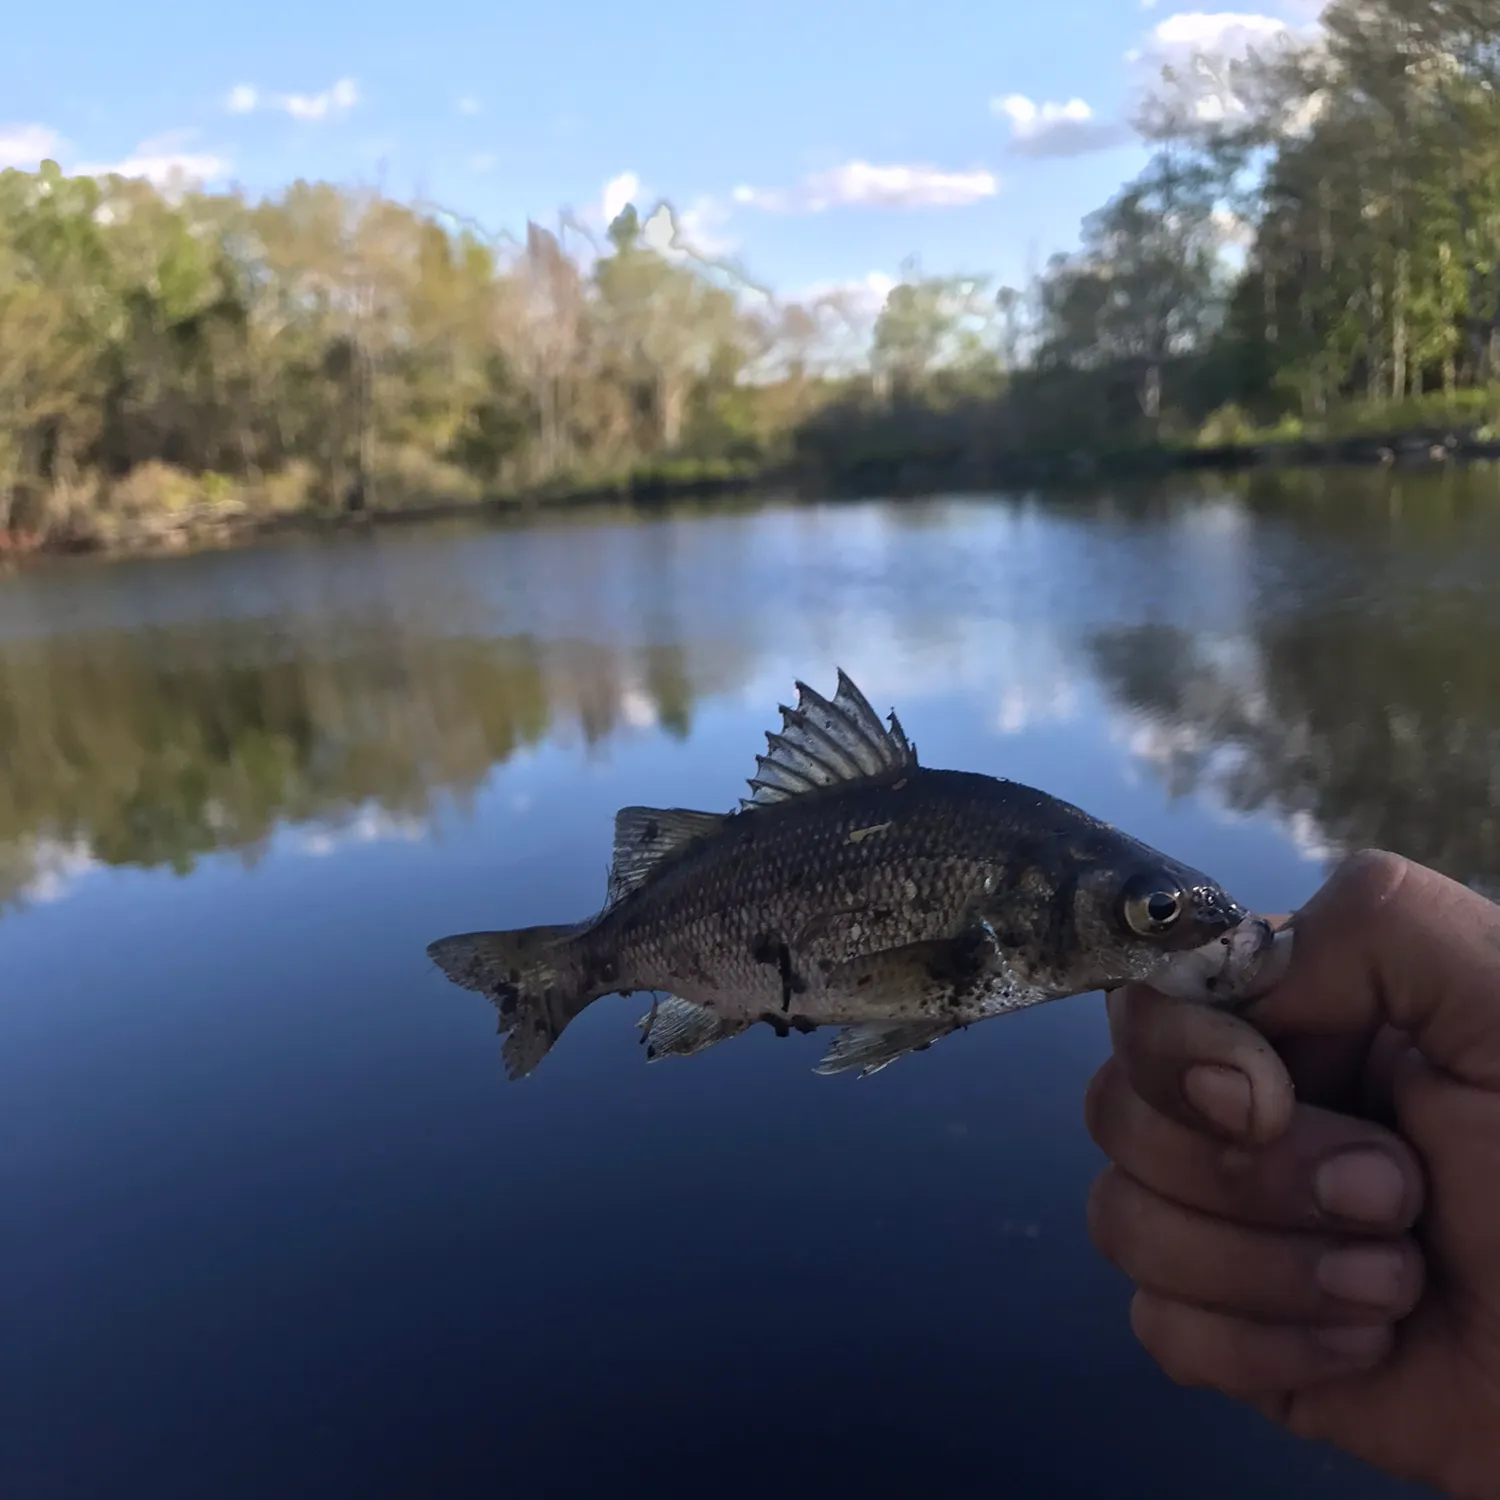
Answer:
8, 388, 1500, 563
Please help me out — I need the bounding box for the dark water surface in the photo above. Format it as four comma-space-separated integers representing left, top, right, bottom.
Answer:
7, 469, 1496, 1499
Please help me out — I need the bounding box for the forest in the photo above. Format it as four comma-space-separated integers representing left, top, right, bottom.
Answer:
4, 0, 1500, 548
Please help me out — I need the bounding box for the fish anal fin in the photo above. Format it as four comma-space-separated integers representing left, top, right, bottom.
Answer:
813, 1020, 955, 1078
742, 668, 919, 810
607, 806, 726, 905
637, 995, 749, 1061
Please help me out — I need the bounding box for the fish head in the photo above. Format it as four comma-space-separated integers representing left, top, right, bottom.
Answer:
1066, 851, 1290, 1008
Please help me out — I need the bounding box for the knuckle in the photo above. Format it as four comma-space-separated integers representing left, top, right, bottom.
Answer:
1328, 848, 1410, 912
1130, 1295, 1206, 1388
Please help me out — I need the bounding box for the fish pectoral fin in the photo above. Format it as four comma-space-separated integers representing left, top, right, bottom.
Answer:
607, 806, 728, 905
742, 668, 918, 810
818, 922, 1005, 996
636, 995, 749, 1061
813, 1020, 956, 1079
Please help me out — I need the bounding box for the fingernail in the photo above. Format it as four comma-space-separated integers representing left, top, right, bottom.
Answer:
1314, 1324, 1391, 1361
1182, 1064, 1252, 1137
1314, 1150, 1407, 1227
1316, 1245, 1405, 1308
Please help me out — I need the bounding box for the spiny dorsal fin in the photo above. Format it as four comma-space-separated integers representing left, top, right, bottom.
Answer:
607, 806, 726, 905
636, 995, 749, 1060
742, 668, 918, 811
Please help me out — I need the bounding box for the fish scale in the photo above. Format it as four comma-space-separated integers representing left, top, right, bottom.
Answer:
426, 668, 1290, 1080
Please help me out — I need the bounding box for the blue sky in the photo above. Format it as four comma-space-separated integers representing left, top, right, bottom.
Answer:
1, 0, 1318, 305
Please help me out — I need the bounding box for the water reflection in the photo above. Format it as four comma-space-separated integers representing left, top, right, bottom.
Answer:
4, 474, 1500, 912
1090, 597, 1500, 889
9, 483, 1487, 1500
0, 621, 751, 909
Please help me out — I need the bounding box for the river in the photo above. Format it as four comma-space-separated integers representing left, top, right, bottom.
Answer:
7, 467, 1493, 1499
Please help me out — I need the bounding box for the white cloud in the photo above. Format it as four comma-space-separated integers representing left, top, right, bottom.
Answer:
1212, 204, 1253, 245
0, 123, 65, 169
283, 77, 360, 121
75, 131, 229, 189
456, 95, 483, 116
296, 805, 427, 858
789, 269, 898, 320
639, 194, 740, 262
1128, 10, 1314, 125
223, 77, 360, 122
733, 159, 998, 213
601, 170, 639, 226
992, 94, 1130, 157
16, 836, 99, 905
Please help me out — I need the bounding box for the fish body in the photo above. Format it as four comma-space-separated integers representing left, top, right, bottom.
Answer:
428, 670, 1289, 1078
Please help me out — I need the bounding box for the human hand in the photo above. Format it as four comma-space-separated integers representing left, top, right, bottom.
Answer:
1084, 849, 1500, 1499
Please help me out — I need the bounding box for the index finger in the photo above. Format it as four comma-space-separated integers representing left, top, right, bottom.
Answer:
1107, 849, 1500, 1144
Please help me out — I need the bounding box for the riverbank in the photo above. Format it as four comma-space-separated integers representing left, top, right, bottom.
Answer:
6, 423, 1500, 564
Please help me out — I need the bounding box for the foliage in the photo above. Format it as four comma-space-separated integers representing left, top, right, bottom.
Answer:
7, 0, 1500, 543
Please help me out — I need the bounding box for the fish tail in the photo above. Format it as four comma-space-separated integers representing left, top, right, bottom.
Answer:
426, 923, 603, 1079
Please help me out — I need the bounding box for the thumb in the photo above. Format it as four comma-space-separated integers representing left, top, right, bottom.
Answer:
1250, 849, 1500, 1093
1103, 849, 1500, 1147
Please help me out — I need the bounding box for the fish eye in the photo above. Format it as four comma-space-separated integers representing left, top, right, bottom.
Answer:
1122, 874, 1185, 936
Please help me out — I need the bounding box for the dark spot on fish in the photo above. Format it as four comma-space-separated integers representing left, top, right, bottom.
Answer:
642, 819, 660, 844
790, 1015, 818, 1034
645, 1044, 657, 1060
775, 941, 805, 1011
857, 973, 873, 987
787, 872, 804, 890
751, 934, 780, 966
1045, 868, 1081, 976
873, 906, 894, 924
759, 1012, 792, 1038
1204, 975, 1219, 993
508, 967, 521, 984
496, 986, 519, 1016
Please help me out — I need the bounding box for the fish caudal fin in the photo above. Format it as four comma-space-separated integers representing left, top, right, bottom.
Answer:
427, 924, 598, 1080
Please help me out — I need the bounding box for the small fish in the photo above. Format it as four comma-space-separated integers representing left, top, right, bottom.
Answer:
427, 670, 1291, 1079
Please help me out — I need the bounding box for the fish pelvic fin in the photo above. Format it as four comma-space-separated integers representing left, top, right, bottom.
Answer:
812, 1019, 956, 1079
427, 924, 599, 1080
742, 668, 918, 811
636, 995, 750, 1061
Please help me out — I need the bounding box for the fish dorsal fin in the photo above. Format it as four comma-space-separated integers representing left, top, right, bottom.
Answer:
742, 668, 918, 810
607, 806, 726, 905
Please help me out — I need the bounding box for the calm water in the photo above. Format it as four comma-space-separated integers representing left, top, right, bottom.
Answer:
7, 468, 1496, 1500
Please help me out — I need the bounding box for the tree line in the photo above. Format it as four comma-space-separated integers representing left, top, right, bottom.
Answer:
2, 0, 1498, 542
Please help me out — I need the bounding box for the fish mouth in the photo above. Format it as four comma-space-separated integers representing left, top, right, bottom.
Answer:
1146, 909, 1293, 1008
1189, 883, 1248, 936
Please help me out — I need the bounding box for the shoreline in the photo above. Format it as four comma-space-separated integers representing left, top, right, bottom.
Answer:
5, 427, 1498, 564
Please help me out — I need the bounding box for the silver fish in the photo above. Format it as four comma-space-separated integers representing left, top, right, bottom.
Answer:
428, 670, 1290, 1078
